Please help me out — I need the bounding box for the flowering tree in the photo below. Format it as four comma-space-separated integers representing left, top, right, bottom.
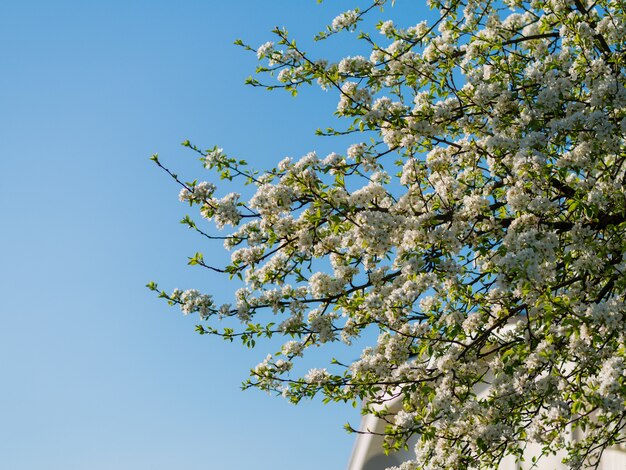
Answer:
150, 0, 626, 468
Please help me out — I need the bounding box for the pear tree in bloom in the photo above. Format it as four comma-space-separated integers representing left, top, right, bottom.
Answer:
150, 0, 626, 468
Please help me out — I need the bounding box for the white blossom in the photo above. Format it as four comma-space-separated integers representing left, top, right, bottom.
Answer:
155, 2, 626, 468
331, 10, 358, 32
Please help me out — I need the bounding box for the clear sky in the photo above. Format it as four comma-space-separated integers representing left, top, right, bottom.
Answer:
0, 1, 365, 469
0, 1, 425, 469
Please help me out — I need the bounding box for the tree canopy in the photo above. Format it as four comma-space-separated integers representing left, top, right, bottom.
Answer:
150, 0, 626, 468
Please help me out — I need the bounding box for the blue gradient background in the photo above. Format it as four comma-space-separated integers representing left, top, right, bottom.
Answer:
0, 1, 422, 468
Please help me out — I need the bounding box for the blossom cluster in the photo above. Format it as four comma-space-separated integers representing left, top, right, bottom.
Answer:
153, 0, 626, 468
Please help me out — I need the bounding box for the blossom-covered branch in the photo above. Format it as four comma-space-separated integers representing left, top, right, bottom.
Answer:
152, 0, 626, 468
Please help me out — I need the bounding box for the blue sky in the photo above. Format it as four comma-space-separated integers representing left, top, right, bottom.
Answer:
0, 1, 367, 469
0, 1, 427, 468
